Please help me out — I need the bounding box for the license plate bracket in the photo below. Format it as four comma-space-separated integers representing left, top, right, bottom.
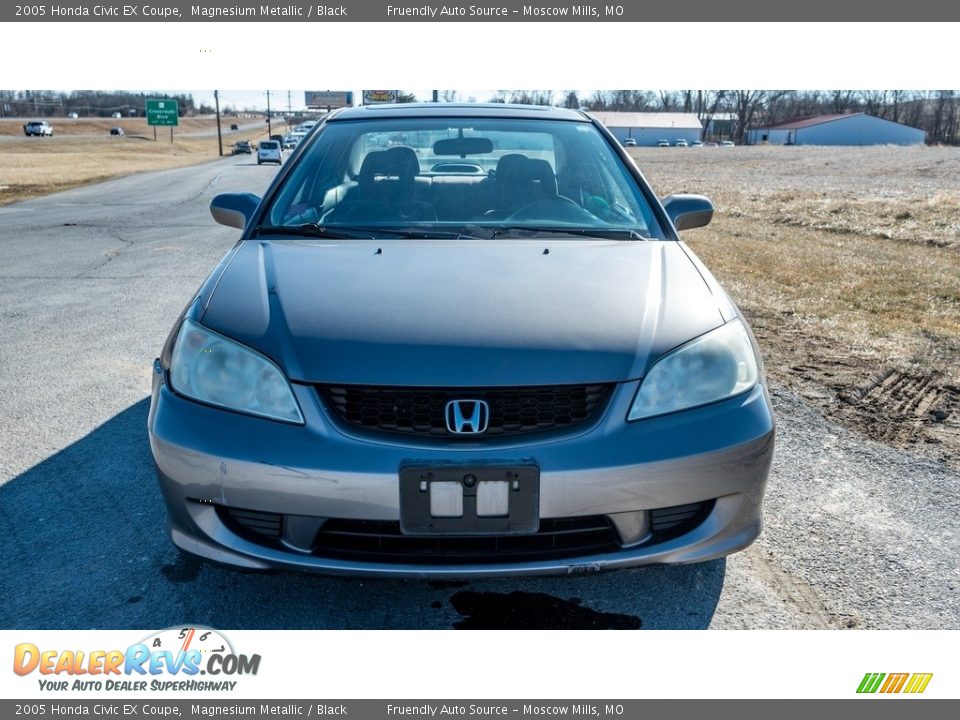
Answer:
399, 464, 540, 536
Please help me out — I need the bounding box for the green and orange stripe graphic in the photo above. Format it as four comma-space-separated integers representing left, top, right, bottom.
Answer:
857, 672, 933, 694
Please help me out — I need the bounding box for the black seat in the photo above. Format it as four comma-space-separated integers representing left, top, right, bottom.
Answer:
485, 154, 558, 219
323, 146, 437, 224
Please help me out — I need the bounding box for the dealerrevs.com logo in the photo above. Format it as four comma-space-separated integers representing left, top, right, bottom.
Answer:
13, 627, 260, 692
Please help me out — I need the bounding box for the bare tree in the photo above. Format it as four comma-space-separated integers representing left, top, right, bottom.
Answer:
733, 90, 793, 144
860, 90, 890, 119
696, 90, 727, 140
828, 90, 857, 114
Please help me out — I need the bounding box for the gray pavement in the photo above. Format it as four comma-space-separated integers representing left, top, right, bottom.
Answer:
1, 157, 957, 629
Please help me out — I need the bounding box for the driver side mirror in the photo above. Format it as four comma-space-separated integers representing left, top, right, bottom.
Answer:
210, 193, 261, 230
662, 194, 714, 231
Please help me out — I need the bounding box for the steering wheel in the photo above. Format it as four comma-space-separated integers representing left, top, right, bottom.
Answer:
504, 196, 598, 224
282, 205, 321, 226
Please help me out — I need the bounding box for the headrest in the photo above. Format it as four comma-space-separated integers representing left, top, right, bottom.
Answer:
359, 146, 420, 185
495, 154, 557, 197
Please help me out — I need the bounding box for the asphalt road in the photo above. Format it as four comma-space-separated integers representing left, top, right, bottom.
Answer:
1, 157, 957, 629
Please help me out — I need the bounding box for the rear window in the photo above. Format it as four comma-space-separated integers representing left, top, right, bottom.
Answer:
261, 141, 279, 149
264, 117, 663, 238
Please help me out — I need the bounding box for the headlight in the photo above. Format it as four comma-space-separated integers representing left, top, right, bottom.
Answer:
169, 319, 303, 424
628, 319, 759, 421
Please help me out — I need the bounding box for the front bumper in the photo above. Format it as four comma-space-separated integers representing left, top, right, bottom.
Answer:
148, 373, 775, 578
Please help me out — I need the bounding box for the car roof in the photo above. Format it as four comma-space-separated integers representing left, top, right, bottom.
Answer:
329, 103, 591, 122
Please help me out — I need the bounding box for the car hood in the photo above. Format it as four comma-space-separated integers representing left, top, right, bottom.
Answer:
199, 239, 725, 386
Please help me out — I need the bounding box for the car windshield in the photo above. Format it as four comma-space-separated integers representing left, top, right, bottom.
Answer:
262, 117, 664, 239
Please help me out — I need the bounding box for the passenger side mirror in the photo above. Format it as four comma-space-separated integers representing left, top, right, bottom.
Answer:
210, 193, 261, 230
662, 194, 714, 231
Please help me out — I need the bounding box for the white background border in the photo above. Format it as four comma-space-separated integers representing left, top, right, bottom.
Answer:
2, 18, 958, 701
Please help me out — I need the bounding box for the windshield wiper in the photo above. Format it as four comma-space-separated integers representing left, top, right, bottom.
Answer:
256, 224, 477, 240
255, 224, 378, 239
489, 226, 649, 241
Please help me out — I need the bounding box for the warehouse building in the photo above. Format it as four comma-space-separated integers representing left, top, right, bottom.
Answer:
589, 112, 703, 146
746, 113, 925, 146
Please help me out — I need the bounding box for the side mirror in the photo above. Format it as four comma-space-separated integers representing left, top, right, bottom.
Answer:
210, 193, 261, 230
662, 194, 714, 231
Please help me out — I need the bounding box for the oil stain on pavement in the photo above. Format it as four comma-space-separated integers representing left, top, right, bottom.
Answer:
448, 590, 641, 629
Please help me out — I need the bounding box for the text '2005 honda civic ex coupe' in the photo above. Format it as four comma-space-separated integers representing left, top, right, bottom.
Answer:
148, 103, 775, 577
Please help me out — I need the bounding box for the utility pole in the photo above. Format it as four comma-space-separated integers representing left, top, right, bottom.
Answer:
215, 90, 223, 157
266, 90, 272, 138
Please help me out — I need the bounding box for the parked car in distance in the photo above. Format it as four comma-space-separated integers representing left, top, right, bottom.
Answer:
674, 139, 689, 147
691, 140, 704, 147
623, 138, 637, 147
257, 139, 282, 165
657, 138, 670, 147
232, 140, 252, 155
111, 112, 123, 119
720, 140, 735, 147
230, 124, 239, 131
150, 103, 775, 578
67, 112, 79, 119
23, 121, 53, 137
109, 127, 124, 136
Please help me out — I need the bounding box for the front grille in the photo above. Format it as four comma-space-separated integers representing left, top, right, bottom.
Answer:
319, 384, 611, 438
314, 516, 620, 564
216, 501, 715, 563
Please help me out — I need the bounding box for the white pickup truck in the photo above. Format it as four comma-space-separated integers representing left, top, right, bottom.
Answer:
23, 121, 53, 137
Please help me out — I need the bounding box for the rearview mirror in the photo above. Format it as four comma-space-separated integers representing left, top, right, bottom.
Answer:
662, 194, 714, 231
433, 137, 494, 157
210, 193, 261, 230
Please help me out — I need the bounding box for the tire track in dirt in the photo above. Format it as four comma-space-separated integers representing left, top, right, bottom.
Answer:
739, 549, 855, 629
744, 312, 960, 468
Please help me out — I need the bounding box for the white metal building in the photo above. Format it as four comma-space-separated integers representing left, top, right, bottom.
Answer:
589, 112, 703, 146
747, 113, 925, 146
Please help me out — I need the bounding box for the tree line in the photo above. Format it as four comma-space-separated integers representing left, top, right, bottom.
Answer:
5, 89, 958, 145
0, 91, 208, 118
490, 90, 960, 145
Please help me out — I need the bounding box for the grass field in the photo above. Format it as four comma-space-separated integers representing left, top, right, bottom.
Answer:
632, 145, 960, 465
0, 117, 283, 205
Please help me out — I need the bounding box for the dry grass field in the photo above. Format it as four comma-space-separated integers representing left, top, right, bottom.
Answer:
633, 145, 960, 465
0, 117, 282, 205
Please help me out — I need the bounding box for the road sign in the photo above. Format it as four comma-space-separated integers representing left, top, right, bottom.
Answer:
145, 99, 179, 126
305, 91, 353, 109
363, 90, 399, 105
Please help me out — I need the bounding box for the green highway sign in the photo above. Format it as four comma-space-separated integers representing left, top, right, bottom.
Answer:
145, 99, 179, 126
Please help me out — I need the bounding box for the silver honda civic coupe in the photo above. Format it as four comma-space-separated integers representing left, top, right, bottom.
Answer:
148, 103, 775, 577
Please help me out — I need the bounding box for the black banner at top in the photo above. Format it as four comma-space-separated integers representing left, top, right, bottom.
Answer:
2, 0, 952, 22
